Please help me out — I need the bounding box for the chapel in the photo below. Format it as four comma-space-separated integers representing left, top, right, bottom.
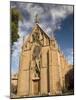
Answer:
17, 15, 70, 97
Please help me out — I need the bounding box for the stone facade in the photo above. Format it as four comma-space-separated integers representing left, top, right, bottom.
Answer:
17, 23, 70, 97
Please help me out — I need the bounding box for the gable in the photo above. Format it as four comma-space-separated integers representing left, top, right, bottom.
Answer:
23, 24, 50, 51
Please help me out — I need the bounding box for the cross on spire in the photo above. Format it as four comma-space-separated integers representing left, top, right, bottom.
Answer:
35, 14, 39, 24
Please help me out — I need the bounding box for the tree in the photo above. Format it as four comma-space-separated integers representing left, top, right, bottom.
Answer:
11, 8, 22, 45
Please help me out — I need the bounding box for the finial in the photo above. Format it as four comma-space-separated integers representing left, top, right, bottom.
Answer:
23, 35, 25, 44
58, 45, 61, 51
51, 32, 55, 40
35, 14, 39, 24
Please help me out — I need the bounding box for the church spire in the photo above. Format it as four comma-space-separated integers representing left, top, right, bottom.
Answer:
35, 14, 39, 24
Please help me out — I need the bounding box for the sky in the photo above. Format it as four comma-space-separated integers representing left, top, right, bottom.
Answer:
10, 2, 74, 74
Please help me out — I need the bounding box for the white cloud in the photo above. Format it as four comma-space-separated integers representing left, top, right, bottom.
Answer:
11, 2, 73, 35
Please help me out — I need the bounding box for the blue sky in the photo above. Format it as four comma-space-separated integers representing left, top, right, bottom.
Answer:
11, 2, 74, 74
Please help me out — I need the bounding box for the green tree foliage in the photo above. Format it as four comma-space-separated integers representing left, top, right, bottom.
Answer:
11, 8, 22, 45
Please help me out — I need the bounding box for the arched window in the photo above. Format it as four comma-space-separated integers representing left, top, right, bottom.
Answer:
47, 51, 50, 93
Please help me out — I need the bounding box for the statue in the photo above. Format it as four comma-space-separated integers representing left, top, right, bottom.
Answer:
35, 58, 40, 77
32, 46, 41, 78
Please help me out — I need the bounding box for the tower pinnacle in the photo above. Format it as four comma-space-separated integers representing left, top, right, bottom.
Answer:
51, 32, 55, 40
35, 14, 39, 24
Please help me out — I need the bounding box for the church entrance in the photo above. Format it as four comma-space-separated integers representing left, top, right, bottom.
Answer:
33, 78, 40, 95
